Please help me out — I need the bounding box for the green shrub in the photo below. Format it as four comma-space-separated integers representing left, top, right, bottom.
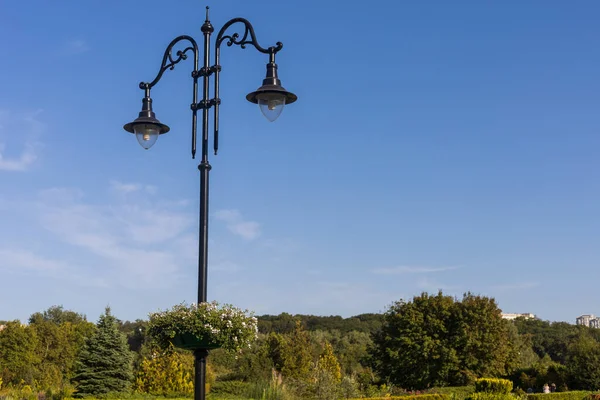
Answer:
0, 386, 38, 400
475, 379, 513, 395
44, 386, 75, 400
209, 380, 253, 396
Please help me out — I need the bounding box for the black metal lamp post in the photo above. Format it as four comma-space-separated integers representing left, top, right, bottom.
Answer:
123, 7, 296, 400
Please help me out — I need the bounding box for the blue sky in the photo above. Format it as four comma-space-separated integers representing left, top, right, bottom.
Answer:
1, 1, 599, 324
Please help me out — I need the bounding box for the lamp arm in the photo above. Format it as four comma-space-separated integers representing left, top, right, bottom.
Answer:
209, 18, 284, 155
215, 18, 282, 55
136, 35, 201, 158
139, 35, 200, 91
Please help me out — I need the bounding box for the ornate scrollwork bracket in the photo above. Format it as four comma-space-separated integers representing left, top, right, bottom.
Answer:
139, 35, 200, 91
215, 18, 282, 55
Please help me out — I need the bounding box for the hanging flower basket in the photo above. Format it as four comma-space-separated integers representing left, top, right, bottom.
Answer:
148, 301, 258, 353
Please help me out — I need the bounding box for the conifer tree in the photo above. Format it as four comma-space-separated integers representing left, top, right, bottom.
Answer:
72, 307, 133, 396
318, 341, 342, 383
281, 321, 312, 381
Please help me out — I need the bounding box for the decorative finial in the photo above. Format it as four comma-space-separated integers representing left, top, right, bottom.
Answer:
201, 5, 214, 33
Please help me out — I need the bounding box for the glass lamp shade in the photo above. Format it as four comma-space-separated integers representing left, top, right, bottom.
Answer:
257, 93, 286, 122
134, 123, 161, 149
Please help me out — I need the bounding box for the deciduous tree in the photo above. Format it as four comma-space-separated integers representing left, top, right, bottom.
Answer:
371, 291, 459, 389
370, 291, 515, 389
566, 333, 600, 390
29, 305, 94, 386
0, 321, 39, 386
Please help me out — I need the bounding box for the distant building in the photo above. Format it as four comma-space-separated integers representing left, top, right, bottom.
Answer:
0, 324, 5, 332
501, 313, 536, 320
576, 314, 600, 328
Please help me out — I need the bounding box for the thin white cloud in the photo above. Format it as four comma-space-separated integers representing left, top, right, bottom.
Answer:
0, 110, 44, 171
416, 277, 459, 292
109, 180, 158, 195
0, 249, 66, 272
64, 39, 89, 54
214, 209, 261, 240
38, 187, 84, 204
34, 183, 195, 288
110, 180, 141, 194
211, 260, 243, 273
492, 282, 540, 291
0, 248, 108, 288
372, 265, 459, 274
0, 142, 38, 171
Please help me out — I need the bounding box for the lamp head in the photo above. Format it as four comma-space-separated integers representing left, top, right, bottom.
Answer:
246, 59, 297, 122
123, 95, 169, 149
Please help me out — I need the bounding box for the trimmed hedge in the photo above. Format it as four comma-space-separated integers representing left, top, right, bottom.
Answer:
348, 391, 599, 400
528, 392, 594, 400
475, 378, 513, 395
349, 395, 450, 400
466, 394, 519, 400
432, 386, 476, 399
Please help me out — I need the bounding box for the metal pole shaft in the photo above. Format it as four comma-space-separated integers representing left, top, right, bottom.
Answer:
195, 13, 214, 400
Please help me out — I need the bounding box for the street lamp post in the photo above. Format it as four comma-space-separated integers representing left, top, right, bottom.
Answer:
123, 7, 296, 400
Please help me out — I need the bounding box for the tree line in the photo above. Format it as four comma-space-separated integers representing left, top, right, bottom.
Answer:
2, 292, 600, 399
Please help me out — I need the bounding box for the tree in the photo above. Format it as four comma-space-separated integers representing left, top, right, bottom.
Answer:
257, 313, 384, 335
72, 307, 134, 396
513, 318, 580, 364
318, 341, 342, 383
452, 293, 515, 382
370, 291, 459, 389
28, 307, 96, 389
258, 313, 297, 334
118, 319, 148, 353
232, 339, 273, 382
335, 330, 373, 375
370, 291, 516, 389
29, 305, 87, 326
506, 322, 539, 370
0, 321, 39, 386
265, 332, 287, 373
566, 333, 600, 390
281, 321, 313, 381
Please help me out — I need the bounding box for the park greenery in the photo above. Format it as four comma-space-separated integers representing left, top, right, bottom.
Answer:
2, 292, 600, 399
